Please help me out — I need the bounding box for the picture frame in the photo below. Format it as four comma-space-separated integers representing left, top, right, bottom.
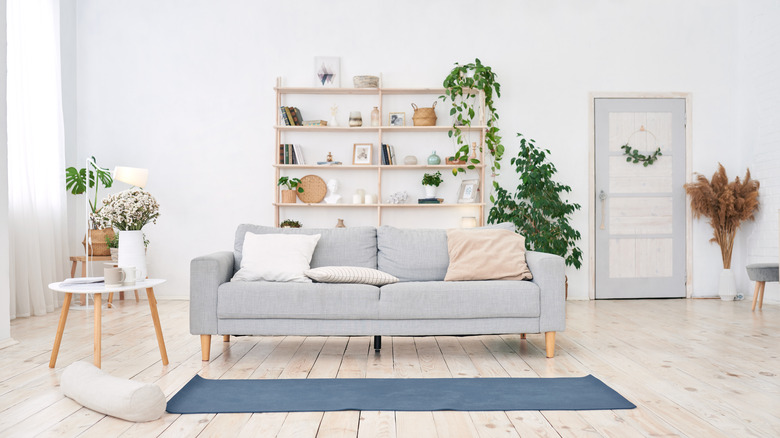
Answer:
352, 143, 373, 165
314, 56, 340, 88
389, 112, 405, 126
457, 179, 480, 203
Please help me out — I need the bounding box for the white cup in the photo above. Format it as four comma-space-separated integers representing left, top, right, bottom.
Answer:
122, 266, 143, 286
105, 267, 126, 287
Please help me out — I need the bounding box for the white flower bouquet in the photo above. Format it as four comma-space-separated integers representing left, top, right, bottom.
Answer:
94, 189, 160, 231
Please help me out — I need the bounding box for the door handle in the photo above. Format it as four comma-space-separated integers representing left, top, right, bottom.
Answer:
599, 190, 607, 230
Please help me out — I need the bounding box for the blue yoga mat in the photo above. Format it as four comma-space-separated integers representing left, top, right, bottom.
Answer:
167, 374, 635, 413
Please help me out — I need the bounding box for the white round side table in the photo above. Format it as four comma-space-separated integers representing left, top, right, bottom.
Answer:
48, 279, 168, 369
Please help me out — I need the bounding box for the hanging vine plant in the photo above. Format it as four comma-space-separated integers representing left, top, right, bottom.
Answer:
440, 58, 503, 176
620, 144, 662, 166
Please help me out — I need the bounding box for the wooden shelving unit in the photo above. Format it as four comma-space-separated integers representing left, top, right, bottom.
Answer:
273, 77, 486, 227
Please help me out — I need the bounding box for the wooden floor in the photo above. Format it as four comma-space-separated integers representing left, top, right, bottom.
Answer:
0, 298, 777, 437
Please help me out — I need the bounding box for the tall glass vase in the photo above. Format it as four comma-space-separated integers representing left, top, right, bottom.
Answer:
118, 230, 146, 280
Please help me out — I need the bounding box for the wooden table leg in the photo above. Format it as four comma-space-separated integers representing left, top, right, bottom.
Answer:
146, 288, 169, 365
49, 293, 72, 368
107, 292, 114, 308
94, 293, 102, 368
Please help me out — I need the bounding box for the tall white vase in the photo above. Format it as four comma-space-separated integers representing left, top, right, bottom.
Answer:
718, 268, 737, 301
118, 230, 147, 280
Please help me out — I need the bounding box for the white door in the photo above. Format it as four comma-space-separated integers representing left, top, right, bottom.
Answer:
595, 98, 686, 299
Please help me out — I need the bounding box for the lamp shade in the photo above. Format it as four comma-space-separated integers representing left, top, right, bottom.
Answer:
114, 166, 148, 188
461, 217, 478, 228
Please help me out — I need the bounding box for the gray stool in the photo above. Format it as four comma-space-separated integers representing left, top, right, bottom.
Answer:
746, 263, 779, 311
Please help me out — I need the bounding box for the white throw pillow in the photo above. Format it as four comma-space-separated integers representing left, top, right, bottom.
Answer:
61, 361, 166, 422
232, 232, 321, 282
305, 266, 399, 286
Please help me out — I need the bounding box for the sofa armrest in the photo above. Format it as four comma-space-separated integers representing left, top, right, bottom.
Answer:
525, 251, 566, 332
190, 251, 234, 335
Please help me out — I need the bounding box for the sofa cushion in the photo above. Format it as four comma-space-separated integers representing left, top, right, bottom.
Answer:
217, 281, 380, 320
232, 232, 320, 282
376, 222, 516, 281
377, 280, 540, 319
234, 225, 377, 272
444, 229, 532, 281
305, 266, 399, 286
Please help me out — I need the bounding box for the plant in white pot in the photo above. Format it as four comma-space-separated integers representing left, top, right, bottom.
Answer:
684, 164, 760, 300
94, 189, 160, 280
422, 171, 443, 198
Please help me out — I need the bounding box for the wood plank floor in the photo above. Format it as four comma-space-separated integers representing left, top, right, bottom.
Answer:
0, 298, 777, 437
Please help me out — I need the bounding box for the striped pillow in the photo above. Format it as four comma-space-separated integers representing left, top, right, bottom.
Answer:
304, 266, 399, 286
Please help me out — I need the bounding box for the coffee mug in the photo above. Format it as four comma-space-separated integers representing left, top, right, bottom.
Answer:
104, 267, 126, 286
122, 266, 143, 286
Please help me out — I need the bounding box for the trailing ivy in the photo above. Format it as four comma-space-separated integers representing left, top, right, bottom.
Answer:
440, 58, 503, 176
488, 134, 582, 268
620, 144, 662, 167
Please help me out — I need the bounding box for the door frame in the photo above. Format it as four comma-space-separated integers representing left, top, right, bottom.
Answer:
587, 92, 693, 299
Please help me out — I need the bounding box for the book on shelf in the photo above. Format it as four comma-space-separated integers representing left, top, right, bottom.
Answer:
293, 144, 305, 165
284, 107, 296, 126
389, 145, 397, 165
279, 144, 284, 163
316, 161, 343, 165
418, 198, 444, 204
381, 144, 390, 165
302, 120, 327, 126
60, 277, 104, 285
284, 144, 291, 164
291, 107, 304, 126
280, 107, 292, 126
290, 144, 298, 164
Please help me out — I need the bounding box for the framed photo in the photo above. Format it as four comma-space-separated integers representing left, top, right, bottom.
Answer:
389, 112, 405, 126
314, 56, 340, 88
457, 179, 480, 203
352, 143, 373, 165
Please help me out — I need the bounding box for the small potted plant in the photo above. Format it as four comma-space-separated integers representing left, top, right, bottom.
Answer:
105, 233, 119, 262
278, 177, 304, 203
421, 171, 443, 198
280, 219, 302, 228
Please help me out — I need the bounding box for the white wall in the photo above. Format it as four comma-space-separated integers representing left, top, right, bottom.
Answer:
72, 0, 754, 299
740, 0, 780, 303
0, 0, 12, 344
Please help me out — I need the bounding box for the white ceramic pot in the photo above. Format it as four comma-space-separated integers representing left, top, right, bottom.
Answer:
424, 185, 437, 198
718, 268, 737, 301
118, 230, 147, 280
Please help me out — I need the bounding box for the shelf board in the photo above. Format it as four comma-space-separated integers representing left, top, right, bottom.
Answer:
275, 164, 484, 169
275, 87, 478, 96
275, 125, 487, 132
274, 202, 484, 208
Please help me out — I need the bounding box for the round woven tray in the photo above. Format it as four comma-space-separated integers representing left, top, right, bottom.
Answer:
297, 175, 327, 203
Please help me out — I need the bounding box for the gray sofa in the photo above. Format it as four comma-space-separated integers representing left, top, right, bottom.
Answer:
190, 223, 566, 361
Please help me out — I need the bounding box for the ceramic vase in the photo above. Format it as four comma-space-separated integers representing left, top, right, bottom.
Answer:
427, 151, 441, 165
718, 268, 737, 301
349, 111, 362, 127
425, 185, 437, 198
118, 230, 146, 280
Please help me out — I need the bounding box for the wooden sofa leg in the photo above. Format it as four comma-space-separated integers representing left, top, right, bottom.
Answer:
201, 335, 211, 361
545, 332, 556, 358
223, 335, 230, 342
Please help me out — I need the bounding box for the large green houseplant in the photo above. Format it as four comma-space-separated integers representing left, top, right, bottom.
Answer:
440, 58, 504, 176
488, 134, 583, 273
64, 156, 115, 255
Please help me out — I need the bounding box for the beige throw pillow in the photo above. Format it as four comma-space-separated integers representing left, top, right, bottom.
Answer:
444, 229, 533, 281
305, 266, 399, 286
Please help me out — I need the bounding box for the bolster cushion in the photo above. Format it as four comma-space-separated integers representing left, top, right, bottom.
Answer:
61, 361, 166, 422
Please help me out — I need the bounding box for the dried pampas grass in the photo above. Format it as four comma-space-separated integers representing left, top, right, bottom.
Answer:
684, 164, 760, 269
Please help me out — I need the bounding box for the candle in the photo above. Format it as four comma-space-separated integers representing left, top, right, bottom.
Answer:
353, 194, 363, 204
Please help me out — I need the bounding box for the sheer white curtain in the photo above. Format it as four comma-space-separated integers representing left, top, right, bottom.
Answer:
7, 0, 69, 319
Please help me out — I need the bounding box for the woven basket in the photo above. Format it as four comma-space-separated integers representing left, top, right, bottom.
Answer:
411, 102, 437, 126
353, 75, 379, 88
298, 175, 327, 203
81, 228, 115, 256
